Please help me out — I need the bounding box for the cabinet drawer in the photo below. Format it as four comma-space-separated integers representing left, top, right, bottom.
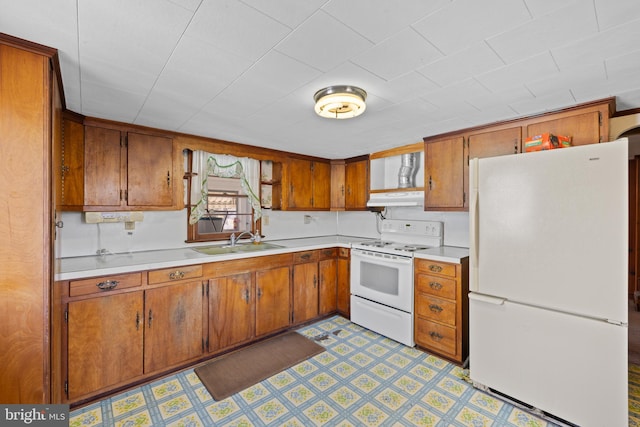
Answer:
416, 273, 456, 300
415, 318, 456, 356
338, 247, 350, 258
415, 259, 456, 277
70, 273, 142, 297
293, 250, 318, 264
416, 294, 456, 326
148, 264, 202, 284
319, 248, 337, 260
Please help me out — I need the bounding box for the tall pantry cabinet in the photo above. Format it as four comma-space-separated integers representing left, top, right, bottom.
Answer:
0, 34, 62, 403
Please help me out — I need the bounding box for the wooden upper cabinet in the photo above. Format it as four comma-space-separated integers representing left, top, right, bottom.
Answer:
345, 158, 369, 210
84, 125, 123, 207
127, 132, 174, 207
284, 158, 330, 210
425, 137, 465, 209
526, 111, 601, 146
330, 157, 369, 211
59, 117, 85, 209
81, 125, 176, 210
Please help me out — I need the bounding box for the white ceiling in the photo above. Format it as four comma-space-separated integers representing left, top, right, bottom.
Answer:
2, 0, 640, 158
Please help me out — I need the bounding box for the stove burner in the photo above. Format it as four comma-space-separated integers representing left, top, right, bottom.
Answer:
357, 240, 431, 253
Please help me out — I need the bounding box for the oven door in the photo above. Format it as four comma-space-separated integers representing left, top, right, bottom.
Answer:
350, 248, 414, 312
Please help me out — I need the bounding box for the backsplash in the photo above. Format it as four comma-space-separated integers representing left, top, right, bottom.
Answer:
57, 208, 468, 258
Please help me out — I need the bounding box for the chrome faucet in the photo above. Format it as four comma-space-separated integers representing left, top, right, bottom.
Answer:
230, 231, 255, 246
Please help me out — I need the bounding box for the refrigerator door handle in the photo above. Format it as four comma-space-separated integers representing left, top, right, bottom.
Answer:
469, 292, 505, 305
469, 158, 480, 292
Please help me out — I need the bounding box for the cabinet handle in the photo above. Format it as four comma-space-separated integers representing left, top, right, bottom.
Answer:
301, 253, 311, 260
428, 265, 442, 273
428, 176, 433, 190
96, 280, 119, 291
314, 275, 317, 288
148, 310, 153, 328
169, 270, 185, 280
166, 171, 171, 187
257, 288, 263, 300
429, 331, 443, 341
341, 185, 344, 196
136, 311, 140, 331
243, 288, 250, 303
429, 281, 443, 290
429, 304, 443, 313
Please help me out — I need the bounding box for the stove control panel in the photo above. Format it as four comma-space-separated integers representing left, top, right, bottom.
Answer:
381, 219, 443, 238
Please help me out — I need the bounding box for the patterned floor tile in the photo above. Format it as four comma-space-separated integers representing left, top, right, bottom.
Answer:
69, 315, 563, 427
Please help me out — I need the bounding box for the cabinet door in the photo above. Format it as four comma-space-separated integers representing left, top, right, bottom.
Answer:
127, 132, 174, 206
256, 266, 291, 336
67, 292, 143, 399
337, 255, 350, 316
84, 125, 123, 207
144, 281, 204, 373
526, 111, 601, 146
319, 258, 337, 315
209, 273, 254, 352
345, 159, 369, 210
312, 161, 331, 209
288, 159, 313, 208
59, 118, 85, 208
425, 137, 465, 209
465, 127, 521, 208
293, 262, 319, 324
331, 161, 346, 210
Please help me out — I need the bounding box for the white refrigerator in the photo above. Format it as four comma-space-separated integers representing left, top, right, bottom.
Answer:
469, 139, 629, 427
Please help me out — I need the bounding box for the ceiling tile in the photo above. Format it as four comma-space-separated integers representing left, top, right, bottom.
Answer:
377, 72, 440, 104
552, 18, 640, 69
594, 0, 640, 30
412, 0, 531, 55
488, 2, 598, 64
78, 0, 193, 73
509, 90, 576, 116
240, 0, 326, 28
606, 49, 640, 80
274, 10, 373, 72
526, 62, 607, 98
466, 86, 535, 110
185, 0, 291, 61
417, 41, 504, 87
322, 0, 450, 43
351, 28, 442, 81
522, 0, 576, 17
475, 52, 559, 93
80, 83, 147, 122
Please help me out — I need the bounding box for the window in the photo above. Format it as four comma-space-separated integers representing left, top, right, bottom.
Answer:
186, 150, 261, 243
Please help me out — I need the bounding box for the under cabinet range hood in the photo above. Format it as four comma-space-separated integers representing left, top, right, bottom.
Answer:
367, 190, 424, 207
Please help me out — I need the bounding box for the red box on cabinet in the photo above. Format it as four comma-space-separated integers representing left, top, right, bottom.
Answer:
524, 133, 572, 152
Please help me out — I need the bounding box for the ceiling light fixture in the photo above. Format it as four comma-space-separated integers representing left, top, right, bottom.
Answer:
313, 85, 367, 119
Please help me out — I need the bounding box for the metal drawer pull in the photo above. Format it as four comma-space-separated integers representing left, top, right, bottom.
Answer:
96, 280, 119, 290
169, 270, 185, 280
429, 281, 443, 290
301, 253, 311, 260
429, 331, 443, 341
428, 265, 442, 273
136, 311, 140, 331
429, 304, 443, 313
148, 310, 153, 328
243, 288, 250, 303
257, 288, 263, 300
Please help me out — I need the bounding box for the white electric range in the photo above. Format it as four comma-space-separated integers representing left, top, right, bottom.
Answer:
350, 219, 443, 346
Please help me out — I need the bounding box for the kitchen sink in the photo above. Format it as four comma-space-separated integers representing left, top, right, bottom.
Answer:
192, 242, 284, 255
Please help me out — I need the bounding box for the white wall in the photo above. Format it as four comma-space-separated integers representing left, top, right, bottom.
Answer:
59, 206, 469, 258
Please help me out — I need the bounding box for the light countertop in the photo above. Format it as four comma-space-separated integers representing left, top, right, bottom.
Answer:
55, 235, 469, 281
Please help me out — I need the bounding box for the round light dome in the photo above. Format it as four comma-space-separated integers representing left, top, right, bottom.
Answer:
313, 85, 367, 119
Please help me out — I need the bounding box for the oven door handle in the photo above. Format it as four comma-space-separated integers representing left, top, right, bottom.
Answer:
351, 249, 412, 265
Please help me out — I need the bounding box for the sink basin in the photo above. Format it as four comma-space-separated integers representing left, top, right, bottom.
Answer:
192, 242, 284, 256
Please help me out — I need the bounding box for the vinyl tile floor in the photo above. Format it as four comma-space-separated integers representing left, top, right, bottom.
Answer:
69, 315, 558, 427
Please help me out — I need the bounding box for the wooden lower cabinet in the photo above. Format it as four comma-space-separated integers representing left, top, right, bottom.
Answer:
144, 281, 205, 373
209, 273, 253, 352
255, 266, 291, 336
414, 257, 469, 364
337, 248, 350, 317
293, 259, 319, 324
292, 248, 341, 323
67, 292, 144, 400
319, 257, 337, 315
